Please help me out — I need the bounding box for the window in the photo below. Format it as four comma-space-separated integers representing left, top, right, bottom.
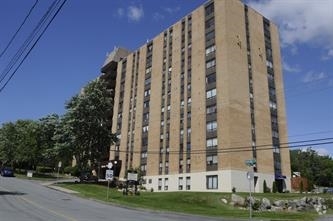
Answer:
144, 89, 151, 97
207, 138, 218, 148
206, 104, 217, 114
186, 177, 191, 190
141, 164, 147, 172
145, 67, 152, 74
206, 59, 216, 69
206, 121, 217, 132
266, 60, 273, 69
206, 73, 216, 84
186, 143, 191, 151
206, 155, 218, 165
206, 88, 216, 99
206, 175, 218, 189
164, 178, 169, 190
145, 77, 151, 85
205, 17, 214, 29
206, 30, 215, 41
142, 125, 149, 133
205, 45, 216, 55
269, 101, 277, 109
205, 3, 214, 16
143, 101, 150, 108
178, 177, 183, 190
143, 113, 149, 122
187, 97, 192, 105
141, 151, 147, 158
187, 128, 191, 137
158, 178, 162, 190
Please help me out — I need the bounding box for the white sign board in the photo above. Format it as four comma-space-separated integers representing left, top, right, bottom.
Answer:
105, 169, 114, 181
58, 161, 62, 168
27, 171, 33, 178
127, 172, 138, 181
107, 162, 113, 169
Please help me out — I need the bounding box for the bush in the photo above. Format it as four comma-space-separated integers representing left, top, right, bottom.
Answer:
272, 181, 277, 193
36, 166, 53, 174
232, 187, 236, 193
64, 165, 80, 177
263, 180, 271, 193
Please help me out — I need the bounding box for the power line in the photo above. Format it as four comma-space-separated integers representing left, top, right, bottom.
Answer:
0, 0, 39, 59
0, 0, 59, 85
0, 0, 67, 93
111, 137, 333, 155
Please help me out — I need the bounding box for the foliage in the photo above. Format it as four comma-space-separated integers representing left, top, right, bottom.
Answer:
0, 77, 116, 171
56, 78, 116, 171
263, 180, 270, 193
272, 181, 277, 193
290, 148, 333, 187
300, 181, 304, 193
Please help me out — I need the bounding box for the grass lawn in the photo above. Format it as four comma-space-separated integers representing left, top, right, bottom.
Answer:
57, 183, 329, 221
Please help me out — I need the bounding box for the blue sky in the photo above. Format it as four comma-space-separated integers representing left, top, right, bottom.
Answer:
0, 0, 332, 155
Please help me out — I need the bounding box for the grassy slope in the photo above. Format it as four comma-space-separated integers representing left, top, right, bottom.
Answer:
57, 183, 328, 221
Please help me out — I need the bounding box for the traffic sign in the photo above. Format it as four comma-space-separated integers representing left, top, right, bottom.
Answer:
106, 169, 114, 181
107, 162, 113, 169
245, 159, 256, 167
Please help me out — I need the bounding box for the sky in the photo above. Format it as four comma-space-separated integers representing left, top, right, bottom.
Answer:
0, 0, 332, 155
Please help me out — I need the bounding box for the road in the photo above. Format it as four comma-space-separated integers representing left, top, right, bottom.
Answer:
0, 177, 242, 221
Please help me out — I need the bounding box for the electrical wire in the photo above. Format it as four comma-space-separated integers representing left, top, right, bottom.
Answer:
0, 0, 67, 93
0, 0, 39, 59
111, 137, 333, 155
0, 0, 59, 85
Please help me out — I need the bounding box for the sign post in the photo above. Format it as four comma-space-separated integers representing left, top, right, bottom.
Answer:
106, 162, 113, 200
245, 159, 256, 221
57, 161, 62, 180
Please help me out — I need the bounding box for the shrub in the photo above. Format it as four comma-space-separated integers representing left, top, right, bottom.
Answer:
36, 166, 53, 174
64, 165, 80, 177
263, 180, 270, 193
272, 181, 277, 193
232, 187, 236, 193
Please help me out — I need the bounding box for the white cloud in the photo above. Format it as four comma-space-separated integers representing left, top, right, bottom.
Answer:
322, 49, 333, 60
302, 71, 327, 83
117, 8, 124, 17
248, 0, 333, 54
127, 5, 144, 22
314, 148, 330, 157
163, 6, 180, 14
153, 12, 165, 21
283, 60, 300, 73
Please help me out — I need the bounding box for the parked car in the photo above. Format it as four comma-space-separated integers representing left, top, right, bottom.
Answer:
78, 171, 98, 183
1, 167, 14, 177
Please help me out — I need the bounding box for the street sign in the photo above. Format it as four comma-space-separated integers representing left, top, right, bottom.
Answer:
245, 159, 256, 167
127, 172, 138, 181
106, 169, 114, 181
107, 162, 113, 169
58, 161, 62, 168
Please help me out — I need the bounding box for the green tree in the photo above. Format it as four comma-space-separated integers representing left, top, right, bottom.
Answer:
37, 114, 61, 167
0, 122, 18, 167
55, 78, 116, 171
290, 148, 333, 187
15, 120, 40, 169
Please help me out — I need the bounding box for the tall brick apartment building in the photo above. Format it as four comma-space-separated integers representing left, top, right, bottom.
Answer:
101, 0, 291, 192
